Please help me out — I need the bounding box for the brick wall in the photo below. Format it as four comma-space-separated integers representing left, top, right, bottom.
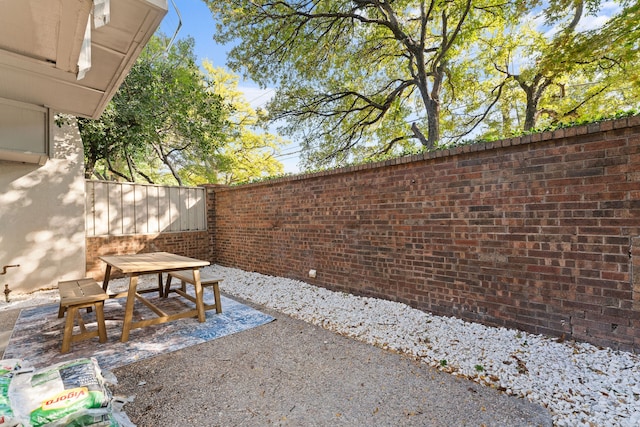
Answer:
207, 116, 640, 352
86, 231, 210, 280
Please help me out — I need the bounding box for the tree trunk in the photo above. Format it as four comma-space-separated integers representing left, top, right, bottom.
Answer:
84, 158, 96, 179
426, 98, 440, 148
517, 77, 538, 131
524, 97, 537, 131
413, 63, 442, 147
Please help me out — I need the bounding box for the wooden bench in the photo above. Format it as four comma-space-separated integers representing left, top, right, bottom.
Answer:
57, 278, 108, 354
164, 270, 223, 313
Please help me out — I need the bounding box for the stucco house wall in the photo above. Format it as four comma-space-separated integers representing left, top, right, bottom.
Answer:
0, 118, 86, 293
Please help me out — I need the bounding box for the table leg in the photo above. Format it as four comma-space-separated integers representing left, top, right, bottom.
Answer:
193, 269, 206, 322
157, 272, 164, 297
121, 275, 138, 342
102, 265, 112, 292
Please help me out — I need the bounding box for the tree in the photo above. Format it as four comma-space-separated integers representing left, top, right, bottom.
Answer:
486, 1, 588, 130
557, 0, 640, 119
80, 34, 290, 185
206, 0, 531, 169
470, 0, 639, 135
196, 63, 286, 184
79, 35, 225, 185
209, 1, 640, 170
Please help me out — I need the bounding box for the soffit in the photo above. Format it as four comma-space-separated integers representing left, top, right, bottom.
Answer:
0, 0, 167, 119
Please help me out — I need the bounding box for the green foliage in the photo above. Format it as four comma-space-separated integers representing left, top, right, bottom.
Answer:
201, 63, 287, 185
78, 34, 288, 186
207, 0, 534, 170
79, 35, 225, 185
449, 108, 639, 148
207, 0, 639, 173
462, 0, 639, 136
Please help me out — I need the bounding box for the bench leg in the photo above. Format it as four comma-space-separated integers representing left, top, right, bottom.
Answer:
61, 303, 108, 353
163, 277, 189, 296
95, 302, 107, 343
193, 270, 205, 323
212, 284, 222, 314
61, 306, 78, 354
163, 275, 173, 298
157, 273, 164, 298
102, 265, 112, 292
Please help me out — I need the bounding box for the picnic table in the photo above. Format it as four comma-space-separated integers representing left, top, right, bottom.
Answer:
100, 252, 210, 342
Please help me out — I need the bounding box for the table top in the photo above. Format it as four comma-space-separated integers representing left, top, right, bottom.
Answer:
99, 252, 210, 274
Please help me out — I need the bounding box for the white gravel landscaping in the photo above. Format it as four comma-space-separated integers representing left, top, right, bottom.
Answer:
2, 264, 639, 426
208, 265, 639, 427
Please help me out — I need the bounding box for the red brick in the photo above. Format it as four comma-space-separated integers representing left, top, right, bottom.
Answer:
88, 117, 640, 352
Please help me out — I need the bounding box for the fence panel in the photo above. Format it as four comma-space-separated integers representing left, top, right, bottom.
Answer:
134, 184, 148, 234
85, 180, 206, 236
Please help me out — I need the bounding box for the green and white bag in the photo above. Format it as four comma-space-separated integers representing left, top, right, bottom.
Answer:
9, 358, 111, 427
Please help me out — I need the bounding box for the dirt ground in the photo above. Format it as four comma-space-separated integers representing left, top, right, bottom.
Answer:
1, 296, 553, 426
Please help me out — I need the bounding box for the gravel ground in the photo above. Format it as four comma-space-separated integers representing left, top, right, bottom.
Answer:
0, 280, 551, 427
109, 299, 551, 426
1, 264, 638, 426
205, 265, 639, 427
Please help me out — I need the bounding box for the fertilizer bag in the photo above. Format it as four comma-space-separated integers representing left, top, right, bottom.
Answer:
9, 358, 111, 427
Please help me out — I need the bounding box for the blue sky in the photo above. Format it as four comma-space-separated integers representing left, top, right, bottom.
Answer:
159, 1, 228, 70
159, 0, 302, 174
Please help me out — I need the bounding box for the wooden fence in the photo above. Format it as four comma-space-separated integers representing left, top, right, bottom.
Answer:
85, 180, 206, 236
